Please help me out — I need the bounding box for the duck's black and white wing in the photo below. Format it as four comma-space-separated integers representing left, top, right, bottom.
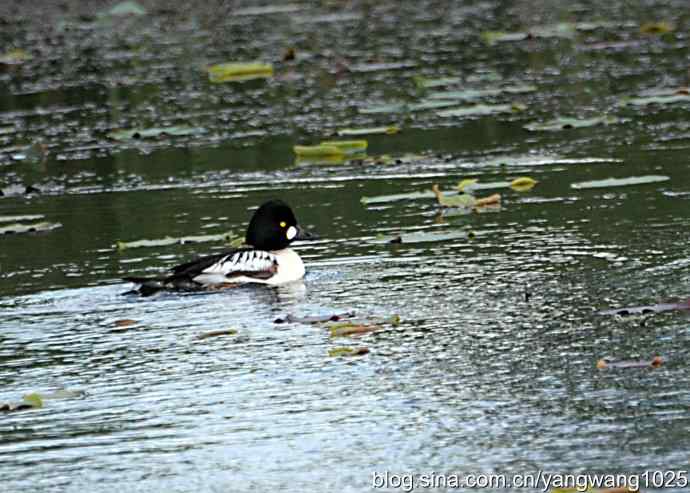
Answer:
169, 248, 278, 285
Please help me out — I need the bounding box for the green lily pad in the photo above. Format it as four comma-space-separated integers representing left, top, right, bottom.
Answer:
571, 175, 670, 189
336, 126, 400, 136
107, 126, 206, 141
428, 85, 537, 101
0, 222, 61, 235
207, 62, 273, 83
524, 115, 620, 132
115, 231, 239, 250
437, 103, 526, 118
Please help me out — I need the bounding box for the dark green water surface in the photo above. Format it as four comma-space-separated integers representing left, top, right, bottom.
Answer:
1, 1, 689, 492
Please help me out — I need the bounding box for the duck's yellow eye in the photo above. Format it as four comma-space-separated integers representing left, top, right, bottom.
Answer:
280, 221, 287, 228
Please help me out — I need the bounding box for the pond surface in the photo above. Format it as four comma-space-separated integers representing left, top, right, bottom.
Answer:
1, 1, 690, 491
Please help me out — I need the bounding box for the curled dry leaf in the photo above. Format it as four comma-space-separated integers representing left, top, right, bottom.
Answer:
596, 356, 663, 370
329, 322, 381, 337
328, 347, 370, 357
198, 329, 238, 340
274, 312, 356, 324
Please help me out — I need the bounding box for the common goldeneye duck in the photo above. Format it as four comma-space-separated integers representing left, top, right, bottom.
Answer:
124, 200, 314, 295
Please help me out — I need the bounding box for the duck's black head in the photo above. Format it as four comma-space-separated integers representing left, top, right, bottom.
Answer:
245, 200, 313, 251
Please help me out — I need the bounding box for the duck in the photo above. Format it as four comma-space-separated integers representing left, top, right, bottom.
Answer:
123, 200, 314, 296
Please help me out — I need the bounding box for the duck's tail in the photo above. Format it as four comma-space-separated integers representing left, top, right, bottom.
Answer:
122, 276, 211, 296
121, 277, 167, 296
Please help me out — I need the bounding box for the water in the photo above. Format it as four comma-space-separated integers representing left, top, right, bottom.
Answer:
1, 1, 690, 491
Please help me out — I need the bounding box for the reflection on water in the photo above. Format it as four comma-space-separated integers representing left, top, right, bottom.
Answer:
2, 0, 690, 491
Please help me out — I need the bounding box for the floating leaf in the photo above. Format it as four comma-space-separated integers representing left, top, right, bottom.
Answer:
114, 319, 138, 328
408, 100, 458, 111
336, 126, 400, 137
437, 103, 526, 118
481, 31, 529, 44
207, 62, 273, 83
524, 116, 619, 132
107, 126, 206, 141
597, 299, 690, 316
359, 103, 407, 114
413, 76, 462, 89
640, 21, 674, 34
596, 356, 663, 370
328, 346, 370, 357
115, 231, 238, 250
510, 177, 538, 191
481, 23, 576, 44
348, 62, 417, 73
106, 1, 146, 15
329, 322, 380, 337
0, 184, 41, 197
294, 154, 347, 166
432, 184, 475, 208
40, 389, 85, 399
0, 221, 61, 235
474, 193, 501, 208
274, 312, 356, 324
619, 88, 690, 106
362, 190, 438, 205
0, 214, 44, 223
428, 85, 536, 101
198, 328, 238, 340
571, 175, 669, 190
293, 145, 345, 158
319, 140, 368, 153
21, 393, 44, 409
0, 48, 32, 66
457, 179, 479, 192
375, 230, 471, 244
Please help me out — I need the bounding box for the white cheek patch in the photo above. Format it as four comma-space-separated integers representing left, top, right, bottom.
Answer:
286, 225, 297, 240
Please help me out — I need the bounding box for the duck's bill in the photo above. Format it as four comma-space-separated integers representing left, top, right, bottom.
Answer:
294, 225, 318, 241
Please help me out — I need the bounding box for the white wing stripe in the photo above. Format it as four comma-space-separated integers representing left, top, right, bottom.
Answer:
201, 250, 276, 275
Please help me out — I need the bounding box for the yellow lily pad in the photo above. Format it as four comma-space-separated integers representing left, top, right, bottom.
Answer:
640, 21, 674, 34
336, 126, 400, 136
319, 140, 368, 153
21, 393, 44, 409
510, 177, 538, 191
207, 62, 273, 83
293, 145, 345, 158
